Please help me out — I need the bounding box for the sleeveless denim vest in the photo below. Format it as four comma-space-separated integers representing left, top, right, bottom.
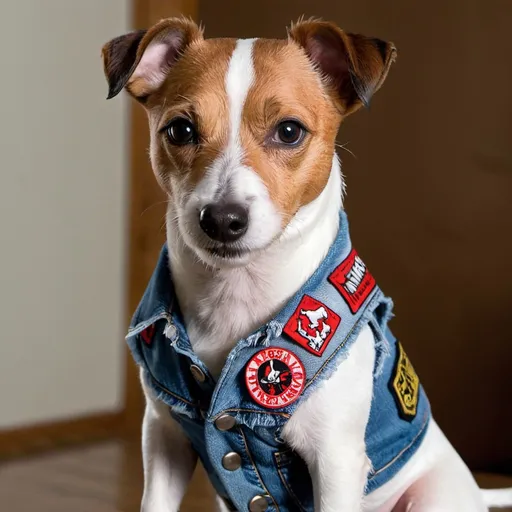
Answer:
126, 210, 431, 511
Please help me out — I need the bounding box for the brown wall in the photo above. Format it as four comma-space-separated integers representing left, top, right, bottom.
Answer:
199, 0, 512, 471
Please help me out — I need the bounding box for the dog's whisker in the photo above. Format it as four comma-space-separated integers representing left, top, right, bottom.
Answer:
140, 200, 172, 218
336, 141, 357, 160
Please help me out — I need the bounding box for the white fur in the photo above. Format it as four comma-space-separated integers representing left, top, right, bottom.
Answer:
482, 489, 512, 508
139, 39, 511, 512
283, 325, 375, 511
226, 39, 257, 160
141, 373, 197, 512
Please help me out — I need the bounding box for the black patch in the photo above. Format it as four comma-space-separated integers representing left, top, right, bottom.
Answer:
104, 29, 147, 100
257, 358, 293, 396
372, 38, 389, 62
349, 71, 371, 109
388, 341, 420, 422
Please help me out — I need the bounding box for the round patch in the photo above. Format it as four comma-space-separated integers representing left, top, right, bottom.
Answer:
245, 347, 306, 409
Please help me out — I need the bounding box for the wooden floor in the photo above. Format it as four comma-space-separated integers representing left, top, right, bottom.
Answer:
0, 438, 215, 512
0, 438, 510, 511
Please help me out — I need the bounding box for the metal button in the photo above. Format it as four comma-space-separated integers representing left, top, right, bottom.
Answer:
215, 414, 236, 431
190, 364, 206, 383
163, 322, 177, 339
249, 495, 269, 512
222, 452, 242, 471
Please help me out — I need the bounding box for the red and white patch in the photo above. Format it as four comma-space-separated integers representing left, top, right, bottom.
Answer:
328, 249, 376, 313
283, 295, 341, 356
245, 347, 306, 409
140, 324, 155, 346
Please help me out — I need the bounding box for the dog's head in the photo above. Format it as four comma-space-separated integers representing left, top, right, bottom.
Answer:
102, 18, 396, 266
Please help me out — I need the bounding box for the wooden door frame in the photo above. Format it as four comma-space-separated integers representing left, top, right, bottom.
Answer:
123, 0, 199, 433
0, 0, 199, 460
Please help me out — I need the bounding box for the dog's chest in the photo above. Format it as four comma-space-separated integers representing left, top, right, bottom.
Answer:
186, 318, 243, 378
179, 270, 282, 378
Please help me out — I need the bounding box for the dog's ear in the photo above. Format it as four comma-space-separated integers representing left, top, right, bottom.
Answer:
101, 17, 203, 101
289, 19, 396, 115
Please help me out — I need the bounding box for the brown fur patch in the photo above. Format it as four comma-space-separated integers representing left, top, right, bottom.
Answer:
240, 39, 342, 223
289, 19, 397, 115
146, 38, 237, 189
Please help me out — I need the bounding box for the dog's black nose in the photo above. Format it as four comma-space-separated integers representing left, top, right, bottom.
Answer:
199, 203, 249, 243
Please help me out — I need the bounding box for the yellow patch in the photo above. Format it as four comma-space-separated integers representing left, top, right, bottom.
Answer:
391, 342, 420, 420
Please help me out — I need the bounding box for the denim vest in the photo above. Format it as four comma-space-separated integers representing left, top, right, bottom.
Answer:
127, 211, 431, 512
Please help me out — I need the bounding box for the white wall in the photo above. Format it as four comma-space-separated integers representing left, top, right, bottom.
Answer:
0, 1, 130, 428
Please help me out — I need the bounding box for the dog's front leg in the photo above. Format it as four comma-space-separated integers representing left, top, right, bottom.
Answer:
141, 375, 197, 512
309, 441, 370, 512
282, 325, 376, 512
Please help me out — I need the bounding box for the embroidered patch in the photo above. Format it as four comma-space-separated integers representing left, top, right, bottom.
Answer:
390, 342, 420, 421
245, 347, 306, 409
140, 324, 155, 346
283, 295, 341, 356
328, 249, 376, 313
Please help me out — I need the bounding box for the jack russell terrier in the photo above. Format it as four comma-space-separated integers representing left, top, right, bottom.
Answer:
102, 17, 512, 512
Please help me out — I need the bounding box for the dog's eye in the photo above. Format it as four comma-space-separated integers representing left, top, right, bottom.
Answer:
165, 118, 197, 145
273, 120, 305, 146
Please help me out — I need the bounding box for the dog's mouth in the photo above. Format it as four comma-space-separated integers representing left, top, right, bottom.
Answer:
205, 245, 250, 259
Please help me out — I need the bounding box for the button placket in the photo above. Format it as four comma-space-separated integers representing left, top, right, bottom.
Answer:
206, 350, 280, 511
170, 328, 215, 386
206, 416, 273, 512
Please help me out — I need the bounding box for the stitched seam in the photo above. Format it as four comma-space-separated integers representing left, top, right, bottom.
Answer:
212, 408, 291, 420
147, 372, 197, 407
275, 453, 307, 512
239, 427, 280, 511
303, 293, 380, 391
370, 412, 430, 477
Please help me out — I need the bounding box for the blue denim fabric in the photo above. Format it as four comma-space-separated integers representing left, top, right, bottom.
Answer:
126, 210, 431, 511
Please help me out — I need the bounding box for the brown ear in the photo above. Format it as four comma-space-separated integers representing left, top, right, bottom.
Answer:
101, 17, 203, 101
289, 19, 396, 115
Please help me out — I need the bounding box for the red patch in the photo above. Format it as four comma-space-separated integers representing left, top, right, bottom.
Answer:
140, 324, 155, 346
328, 249, 376, 313
283, 295, 341, 356
245, 347, 306, 409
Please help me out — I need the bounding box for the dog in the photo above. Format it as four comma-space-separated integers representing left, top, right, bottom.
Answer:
102, 17, 512, 512
297, 307, 331, 351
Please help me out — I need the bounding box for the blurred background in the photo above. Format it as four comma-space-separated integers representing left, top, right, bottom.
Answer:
0, 0, 510, 511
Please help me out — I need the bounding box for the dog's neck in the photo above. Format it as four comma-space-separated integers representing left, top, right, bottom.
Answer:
166, 155, 344, 376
